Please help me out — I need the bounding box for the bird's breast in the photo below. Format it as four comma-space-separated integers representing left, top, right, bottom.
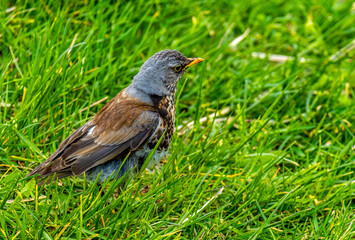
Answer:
149, 94, 176, 150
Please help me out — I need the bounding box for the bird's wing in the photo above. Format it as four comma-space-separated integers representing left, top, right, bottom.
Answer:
26, 92, 160, 179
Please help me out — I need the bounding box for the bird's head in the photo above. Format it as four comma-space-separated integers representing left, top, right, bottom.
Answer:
132, 50, 204, 96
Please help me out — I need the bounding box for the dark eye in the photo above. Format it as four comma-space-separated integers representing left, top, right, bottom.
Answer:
174, 65, 182, 72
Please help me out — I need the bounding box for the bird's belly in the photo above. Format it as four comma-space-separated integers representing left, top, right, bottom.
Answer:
84, 147, 168, 183
135, 147, 168, 169
84, 154, 138, 183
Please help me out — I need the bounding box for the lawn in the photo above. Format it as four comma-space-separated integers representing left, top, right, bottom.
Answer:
0, 0, 354, 239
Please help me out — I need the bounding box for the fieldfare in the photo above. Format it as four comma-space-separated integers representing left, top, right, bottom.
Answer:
26, 50, 204, 183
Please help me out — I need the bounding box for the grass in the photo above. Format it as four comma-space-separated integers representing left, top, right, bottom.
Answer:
0, 0, 354, 239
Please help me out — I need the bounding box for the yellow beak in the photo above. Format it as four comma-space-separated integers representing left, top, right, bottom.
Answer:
183, 58, 204, 70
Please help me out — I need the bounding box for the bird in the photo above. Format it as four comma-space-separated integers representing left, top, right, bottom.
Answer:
26, 49, 204, 184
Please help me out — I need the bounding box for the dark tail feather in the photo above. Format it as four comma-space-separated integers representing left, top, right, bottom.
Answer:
26, 161, 73, 185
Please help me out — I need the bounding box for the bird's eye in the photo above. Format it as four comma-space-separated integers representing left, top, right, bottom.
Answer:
174, 65, 182, 72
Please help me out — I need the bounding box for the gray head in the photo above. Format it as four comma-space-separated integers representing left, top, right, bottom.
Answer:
131, 50, 204, 96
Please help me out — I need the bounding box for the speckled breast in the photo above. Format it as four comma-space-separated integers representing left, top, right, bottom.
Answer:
149, 94, 175, 151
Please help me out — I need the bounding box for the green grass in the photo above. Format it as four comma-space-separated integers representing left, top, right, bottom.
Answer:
0, 0, 354, 239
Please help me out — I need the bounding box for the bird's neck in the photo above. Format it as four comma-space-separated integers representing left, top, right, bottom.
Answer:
149, 93, 176, 122
125, 85, 176, 128
149, 93, 175, 106
126, 85, 176, 107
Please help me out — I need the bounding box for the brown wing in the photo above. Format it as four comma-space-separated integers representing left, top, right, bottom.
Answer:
26, 91, 160, 181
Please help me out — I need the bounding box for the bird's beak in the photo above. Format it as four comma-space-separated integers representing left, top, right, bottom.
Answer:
183, 58, 204, 70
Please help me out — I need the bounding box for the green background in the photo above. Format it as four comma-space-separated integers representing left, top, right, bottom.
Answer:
0, 0, 354, 239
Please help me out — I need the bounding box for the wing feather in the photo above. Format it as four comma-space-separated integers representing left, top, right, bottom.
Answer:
26, 92, 160, 182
